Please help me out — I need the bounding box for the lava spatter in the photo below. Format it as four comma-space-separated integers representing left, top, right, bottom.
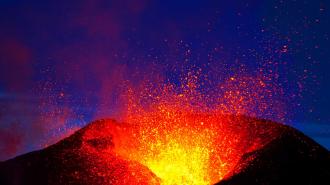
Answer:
78, 72, 284, 185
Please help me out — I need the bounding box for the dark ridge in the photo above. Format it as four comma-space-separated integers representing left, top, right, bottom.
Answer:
216, 126, 330, 185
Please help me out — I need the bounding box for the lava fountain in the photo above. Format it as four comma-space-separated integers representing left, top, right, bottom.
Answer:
80, 73, 285, 185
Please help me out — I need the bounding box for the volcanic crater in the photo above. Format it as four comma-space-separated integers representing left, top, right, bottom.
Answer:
1, 114, 329, 185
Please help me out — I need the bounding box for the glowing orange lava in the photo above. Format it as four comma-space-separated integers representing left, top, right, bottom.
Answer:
80, 73, 283, 184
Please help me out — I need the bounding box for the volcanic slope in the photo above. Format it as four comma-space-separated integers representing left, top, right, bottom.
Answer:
0, 115, 329, 185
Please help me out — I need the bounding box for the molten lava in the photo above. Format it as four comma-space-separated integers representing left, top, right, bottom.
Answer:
79, 73, 284, 184
81, 113, 280, 185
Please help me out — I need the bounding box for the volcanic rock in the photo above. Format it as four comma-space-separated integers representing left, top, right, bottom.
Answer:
0, 119, 160, 185
216, 126, 330, 185
0, 117, 329, 185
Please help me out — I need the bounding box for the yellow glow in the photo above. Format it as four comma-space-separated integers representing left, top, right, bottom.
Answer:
145, 141, 211, 185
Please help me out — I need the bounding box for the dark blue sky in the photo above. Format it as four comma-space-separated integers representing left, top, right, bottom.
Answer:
0, 0, 329, 160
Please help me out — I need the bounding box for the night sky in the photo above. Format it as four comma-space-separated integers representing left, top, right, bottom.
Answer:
0, 0, 329, 161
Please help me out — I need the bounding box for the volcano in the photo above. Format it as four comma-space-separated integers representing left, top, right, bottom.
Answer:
0, 115, 329, 185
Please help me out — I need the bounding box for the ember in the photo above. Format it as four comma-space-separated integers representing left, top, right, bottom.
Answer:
79, 73, 283, 184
